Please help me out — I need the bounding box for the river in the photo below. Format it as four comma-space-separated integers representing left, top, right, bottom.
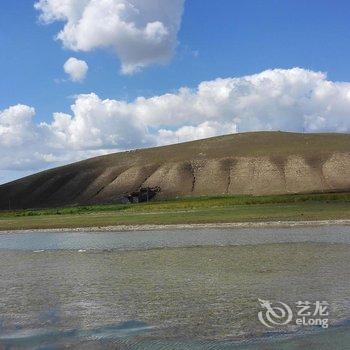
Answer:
0, 226, 349, 349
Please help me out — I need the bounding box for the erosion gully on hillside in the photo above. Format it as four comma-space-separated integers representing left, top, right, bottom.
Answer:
1, 131, 350, 210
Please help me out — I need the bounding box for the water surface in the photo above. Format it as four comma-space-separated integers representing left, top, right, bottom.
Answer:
1, 225, 350, 251
0, 226, 349, 349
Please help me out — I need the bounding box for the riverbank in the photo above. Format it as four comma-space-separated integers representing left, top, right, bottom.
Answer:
1, 193, 350, 231
2, 219, 350, 234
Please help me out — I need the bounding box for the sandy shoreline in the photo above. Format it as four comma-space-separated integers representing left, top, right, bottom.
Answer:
2, 219, 350, 234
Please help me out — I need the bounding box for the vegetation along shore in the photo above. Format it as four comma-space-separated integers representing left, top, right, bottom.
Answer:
1, 192, 350, 231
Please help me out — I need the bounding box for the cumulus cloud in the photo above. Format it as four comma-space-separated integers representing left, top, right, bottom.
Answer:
41, 93, 152, 150
63, 57, 88, 82
0, 105, 37, 147
2, 68, 350, 183
157, 121, 237, 146
35, 0, 185, 74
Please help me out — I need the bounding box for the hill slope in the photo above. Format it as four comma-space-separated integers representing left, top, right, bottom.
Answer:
1, 131, 350, 210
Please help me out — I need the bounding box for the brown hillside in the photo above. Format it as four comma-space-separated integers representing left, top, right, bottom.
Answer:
1, 131, 350, 209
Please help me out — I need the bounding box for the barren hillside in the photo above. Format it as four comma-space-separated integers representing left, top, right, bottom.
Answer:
1, 131, 350, 210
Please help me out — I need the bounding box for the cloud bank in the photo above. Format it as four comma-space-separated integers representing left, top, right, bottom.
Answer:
63, 57, 88, 82
2, 68, 350, 182
34, 0, 185, 74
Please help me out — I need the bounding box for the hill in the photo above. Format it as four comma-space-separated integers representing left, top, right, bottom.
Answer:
1, 131, 350, 210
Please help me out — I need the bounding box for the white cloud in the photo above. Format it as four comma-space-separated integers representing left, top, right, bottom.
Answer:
41, 93, 152, 150
35, 0, 185, 74
157, 121, 237, 146
2, 68, 350, 183
0, 105, 36, 147
63, 57, 88, 82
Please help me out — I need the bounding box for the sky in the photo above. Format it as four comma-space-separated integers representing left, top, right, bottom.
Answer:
1, 0, 350, 184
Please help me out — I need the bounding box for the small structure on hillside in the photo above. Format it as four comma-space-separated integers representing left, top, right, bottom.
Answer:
124, 186, 160, 204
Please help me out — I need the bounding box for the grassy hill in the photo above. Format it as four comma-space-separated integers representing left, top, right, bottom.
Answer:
1, 131, 350, 210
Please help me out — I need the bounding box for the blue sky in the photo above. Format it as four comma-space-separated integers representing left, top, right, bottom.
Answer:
1, 0, 350, 183
1, 0, 350, 121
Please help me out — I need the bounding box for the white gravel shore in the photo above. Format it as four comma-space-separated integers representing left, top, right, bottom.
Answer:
2, 219, 350, 234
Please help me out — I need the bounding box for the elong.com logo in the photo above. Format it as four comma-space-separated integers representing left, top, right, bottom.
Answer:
258, 298, 329, 329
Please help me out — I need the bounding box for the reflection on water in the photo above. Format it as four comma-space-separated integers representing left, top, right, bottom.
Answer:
0, 320, 155, 348
0, 227, 350, 349
1, 321, 350, 349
